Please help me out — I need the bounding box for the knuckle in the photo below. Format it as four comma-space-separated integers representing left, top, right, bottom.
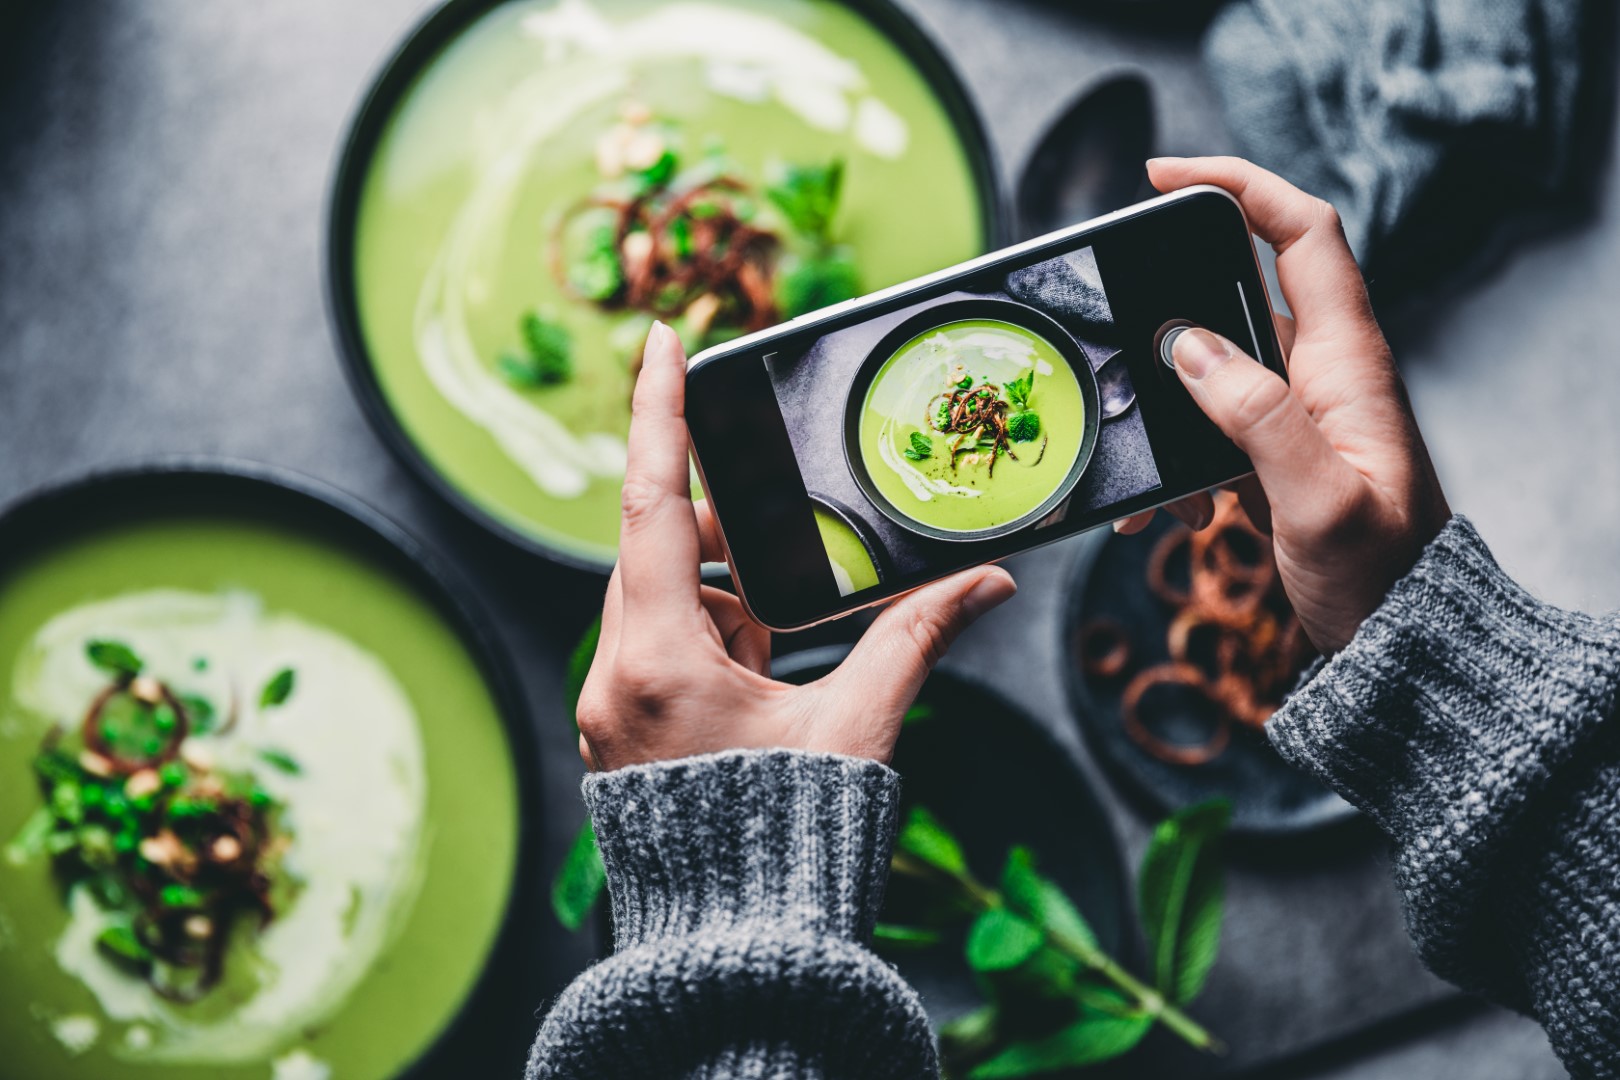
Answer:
1227, 371, 1295, 435
1314, 198, 1345, 237
905, 614, 953, 670
618, 474, 671, 531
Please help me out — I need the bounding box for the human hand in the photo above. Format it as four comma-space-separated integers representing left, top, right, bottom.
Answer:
575, 321, 1018, 772
1114, 157, 1450, 654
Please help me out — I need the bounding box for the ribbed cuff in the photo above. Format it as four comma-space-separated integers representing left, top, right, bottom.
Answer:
1268, 515, 1620, 993
584, 749, 901, 949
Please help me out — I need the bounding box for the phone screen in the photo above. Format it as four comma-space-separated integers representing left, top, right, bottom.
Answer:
687, 189, 1283, 629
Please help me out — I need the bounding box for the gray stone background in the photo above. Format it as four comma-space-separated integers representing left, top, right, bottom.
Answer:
4, 1, 1615, 1076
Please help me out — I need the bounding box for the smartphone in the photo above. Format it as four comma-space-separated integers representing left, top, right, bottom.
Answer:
686, 185, 1283, 631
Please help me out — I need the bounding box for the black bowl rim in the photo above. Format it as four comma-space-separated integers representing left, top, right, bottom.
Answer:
323, 0, 1013, 576
1059, 524, 1360, 838
841, 295, 1103, 543
0, 457, 543, 1078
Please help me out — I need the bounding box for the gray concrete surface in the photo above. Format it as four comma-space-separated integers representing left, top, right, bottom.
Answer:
3, 1, 1607, 1076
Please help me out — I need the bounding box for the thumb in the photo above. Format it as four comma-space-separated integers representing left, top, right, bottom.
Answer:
826, 567, 1017, 721
1169, 327, 1352, 512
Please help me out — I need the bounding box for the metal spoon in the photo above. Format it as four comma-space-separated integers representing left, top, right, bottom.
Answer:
1096, 350, 1136, 420
1016, 73, 1157, 239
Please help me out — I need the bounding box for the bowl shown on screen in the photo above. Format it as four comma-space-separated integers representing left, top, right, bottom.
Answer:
844, 297, 1101, 542
0, 463, 539, 1080
326, 0, 1006, 572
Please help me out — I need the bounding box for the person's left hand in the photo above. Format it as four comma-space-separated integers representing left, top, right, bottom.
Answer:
575, 321, 1018, 772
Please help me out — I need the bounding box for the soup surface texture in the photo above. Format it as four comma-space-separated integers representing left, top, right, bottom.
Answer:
0, 515, 518, 1080
352, 0, 988, 563
859, 318, 1085, 534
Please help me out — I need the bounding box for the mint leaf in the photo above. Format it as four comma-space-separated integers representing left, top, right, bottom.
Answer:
909, 432, 933, 457
258, 748, 301, 775
1005, 370, 1034, 410
968, 1010, 1153, 1077
522, 310, 574, 382
1007, 410, 1040, 443
999, 846, 1099, 957
873, 923, 942, 949
178, 693, 216, 735
86, 640, 143, 679
551, 820, 607, 931
567, 617, 601, 734
1139, 799, 1231, 1005
96, 924, 153, 971
764, 159, 844, 242
259, 668, 295, 709
895, 805, 966, 875
965, 908, 1043, 972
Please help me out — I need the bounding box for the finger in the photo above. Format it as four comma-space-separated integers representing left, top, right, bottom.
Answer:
699, 585, 771, 676
1146, 156, 1375, 338
1113, 511, 1156, 535
826, 566, 1017, 719
618, 320, 701, 618
694, 499, 726, 565
1164, 491, 1215, 531
1170, 327, 1356, 512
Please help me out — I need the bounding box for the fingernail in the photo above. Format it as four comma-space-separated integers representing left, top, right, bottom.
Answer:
961, 569, 1017, 620
1112, 519, 1127, 533
1172, 327, 1232, 379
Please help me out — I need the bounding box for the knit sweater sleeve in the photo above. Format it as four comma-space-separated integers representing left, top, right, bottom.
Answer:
1268, 516, 1620, 1078
526, 748, 938, 1080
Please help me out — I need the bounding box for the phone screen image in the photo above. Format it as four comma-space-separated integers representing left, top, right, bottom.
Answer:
766, 244, 1164, 596
687, 189, 1281, 628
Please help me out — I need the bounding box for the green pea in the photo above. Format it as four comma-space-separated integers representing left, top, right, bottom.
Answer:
153, 705, 177, 733
160, 762, 186, 788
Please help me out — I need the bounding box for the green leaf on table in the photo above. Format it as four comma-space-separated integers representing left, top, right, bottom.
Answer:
901, 702, 933, 727
764, 159, 844, 242
872, 922, 942, 949
86, 640, 143, 679
566, 617, 602, 733
776, 247, 860, 319
967, 1010, 1153, 1077
551, 819, 607, 931
939, 1004, 999, 1060
999, 846, 1098, 957
258, 748, 302, 775
895, 805, 966, 876
1138, 799, 1231, 1005
965, 908, 1043, 973
259, 668, 296, 709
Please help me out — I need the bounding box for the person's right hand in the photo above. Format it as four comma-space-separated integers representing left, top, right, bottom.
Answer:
1116, 157, 1451, 654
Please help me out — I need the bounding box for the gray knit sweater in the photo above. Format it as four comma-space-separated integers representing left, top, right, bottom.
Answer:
528, 516, 1619, 1079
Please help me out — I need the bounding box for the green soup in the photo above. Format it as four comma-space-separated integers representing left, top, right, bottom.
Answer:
351, 0, 988, 565
0, 515, 518, 1079
859, 319, 1086, 535
812, 505, 880, 596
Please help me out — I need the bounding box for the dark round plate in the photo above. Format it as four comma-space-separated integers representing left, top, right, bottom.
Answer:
1062, 515, 1355, 836
842, 296, 1103, 543
324, 0, 1009, 574
0, 461, 542, 1079
773, 646, 1129, 1023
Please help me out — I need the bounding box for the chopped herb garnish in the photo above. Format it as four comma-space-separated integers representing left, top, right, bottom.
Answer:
1007, 410, 1041, 443
258, 748, 302, 776
764, 159, 844, 243
86, 640, 143, 679
259, 668, 296, 709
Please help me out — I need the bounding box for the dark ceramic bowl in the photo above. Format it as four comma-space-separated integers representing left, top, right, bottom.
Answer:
324, 0, 1009, 574
0, 461, 543, 1078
